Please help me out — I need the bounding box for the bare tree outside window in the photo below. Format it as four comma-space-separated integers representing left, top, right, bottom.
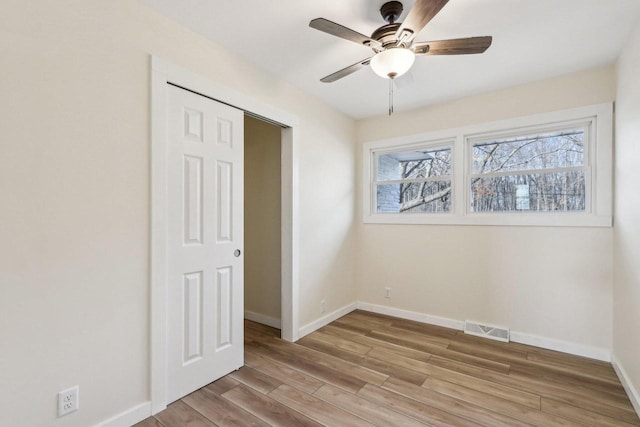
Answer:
470, 128, 586, 212
375, 146, 452, 213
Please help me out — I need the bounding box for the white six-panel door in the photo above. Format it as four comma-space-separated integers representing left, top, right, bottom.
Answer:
166, 85, 244, 403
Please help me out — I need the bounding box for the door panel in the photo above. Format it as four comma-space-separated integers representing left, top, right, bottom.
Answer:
167, 85, 244, 403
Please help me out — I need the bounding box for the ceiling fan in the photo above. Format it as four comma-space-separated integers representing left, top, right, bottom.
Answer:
310, 0, 492, 82
309, 0, 492, 113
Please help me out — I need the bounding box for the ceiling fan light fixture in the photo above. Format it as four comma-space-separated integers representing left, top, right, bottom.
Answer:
370, 47, 416, 79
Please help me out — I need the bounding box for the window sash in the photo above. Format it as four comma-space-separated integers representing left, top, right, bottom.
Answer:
372, 143, 453, 214
469, 171, 588, 213
465, 121, 592, 216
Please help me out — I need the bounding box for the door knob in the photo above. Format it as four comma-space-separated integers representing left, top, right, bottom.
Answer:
234, 249, 241, 257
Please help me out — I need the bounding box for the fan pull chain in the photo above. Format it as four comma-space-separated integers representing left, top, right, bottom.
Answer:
388, 78, 394, 116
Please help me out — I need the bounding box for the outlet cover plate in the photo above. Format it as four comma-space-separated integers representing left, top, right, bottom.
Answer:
58, 385, 79, 417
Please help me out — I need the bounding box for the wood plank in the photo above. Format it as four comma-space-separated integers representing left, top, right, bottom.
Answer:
366, 347, 433, 375
228, 366, 282, 394
526, 352, 619, 382
382, 376, 533, 427
297, 335, 426, 385
345, 310, 396, 326
447, 339, 529, 364
368, 327, 477, 352
421, 361, 541, 409
509, 363, 627, 397
244, 328, 269, 344
357, 383, 485, 427
448, 339, 621, 391
368, 330, 511, 374
222, 384, 322, 427
133, 417, 166, 427
387, 318, 460, 340
422, 376, 583, 427
335, 316, 395, 334
322, 324, 433, 362
244, 351, 324, 394
505, 337, 614, 368
542, 398, 640, 427
205, 376, 240, 395
429, 355, 640, 423
451, 332, 531, 358
269, 384, 375, 427
153, 400, 217, 427
246, 340, 367, 393
307, 330, 372, 354
183, 387, 269, 427
332, 319, 376, 335
375, 324, 453, 347
244, 320, 280, 338
245, 327, 274, 343
313, 383, 428, 427
341, 313, 453, 345
265, 336, 389, 386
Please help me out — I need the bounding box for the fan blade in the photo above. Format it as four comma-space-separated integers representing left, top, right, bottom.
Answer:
396, 0, 449, 44
310, 18, 381, 49
320, 57, 372, 83
412, 36, 492, 55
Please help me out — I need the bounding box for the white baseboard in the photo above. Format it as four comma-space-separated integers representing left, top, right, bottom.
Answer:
244, 310, 281, 329
510, 331, 610, 362
298, 302, 358, 339
297, 300, 613, 364
356, 302, 610, 362
612, 353, 640, 417
357, 302, 465, 331
95, 401, 151, 427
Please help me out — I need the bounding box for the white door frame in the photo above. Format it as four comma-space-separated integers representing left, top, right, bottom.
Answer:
150, 56, 300, 413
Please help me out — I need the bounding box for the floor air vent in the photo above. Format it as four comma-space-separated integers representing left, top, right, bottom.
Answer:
464, 321, 510, 342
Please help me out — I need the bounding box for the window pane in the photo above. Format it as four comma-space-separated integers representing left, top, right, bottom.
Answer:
472, 129, 584, 174
377, 147, 451, 181
376, 181, 451, 213
470, 171, 585, 212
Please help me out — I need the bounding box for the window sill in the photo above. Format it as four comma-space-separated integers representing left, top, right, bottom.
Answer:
363, 212, 612, 227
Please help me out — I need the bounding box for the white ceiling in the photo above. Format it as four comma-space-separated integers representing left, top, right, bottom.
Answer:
139, 0, 640, 119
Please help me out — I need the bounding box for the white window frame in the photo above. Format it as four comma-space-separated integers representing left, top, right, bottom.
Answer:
362, 103, 612, 227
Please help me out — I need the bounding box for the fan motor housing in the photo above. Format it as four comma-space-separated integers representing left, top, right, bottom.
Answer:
371, 23, 406, 49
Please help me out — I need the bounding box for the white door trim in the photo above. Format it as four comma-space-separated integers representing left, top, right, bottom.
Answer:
150, 56, 300, 413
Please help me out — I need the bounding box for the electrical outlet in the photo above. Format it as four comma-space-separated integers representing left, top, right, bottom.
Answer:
320, 299, 326, 313
384, 287, 391, 298
58, 385, 79, 417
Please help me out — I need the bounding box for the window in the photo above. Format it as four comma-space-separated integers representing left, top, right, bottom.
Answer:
362, 103, 612, 227
375, 144, 452, 214
468, 125, 588, 213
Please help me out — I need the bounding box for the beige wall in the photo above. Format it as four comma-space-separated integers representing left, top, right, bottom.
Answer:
244, 116, 282, 322
0, 1, 356, 426
355, 66, 616, 350
0, 0, 633, 424
357, 66, 616, 142
614, 20, 640, 406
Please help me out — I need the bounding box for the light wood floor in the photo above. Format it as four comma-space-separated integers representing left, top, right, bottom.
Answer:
137, 310, 640, 426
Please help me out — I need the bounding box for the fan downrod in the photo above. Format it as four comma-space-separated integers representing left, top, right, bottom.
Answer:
380, 1, 403, 24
